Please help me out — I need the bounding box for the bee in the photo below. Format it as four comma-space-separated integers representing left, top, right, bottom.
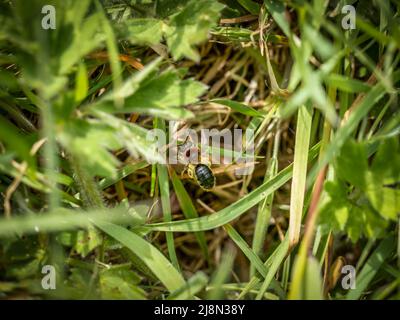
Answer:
187, 163, 216, 191
177, 137, 216, 191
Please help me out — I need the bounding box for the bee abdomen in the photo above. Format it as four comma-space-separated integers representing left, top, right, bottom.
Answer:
195, 164, 215, 190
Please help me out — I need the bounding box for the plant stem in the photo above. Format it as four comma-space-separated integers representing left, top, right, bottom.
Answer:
69, 154, 104, 209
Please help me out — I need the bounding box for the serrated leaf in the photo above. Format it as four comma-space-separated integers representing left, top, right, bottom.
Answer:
74, 226, 102, 257
96, 69, 205, 119
9, 0, 104, 99
57, 119, 121, 177
366, 182, 400, 220
319, 179, 388, 242
336, 140, 368, 190
165, 0, 224, 61
123, 19, 164, 45
100, 267, 146, 300
94, 111, 165, 164
365, 138, 400, 220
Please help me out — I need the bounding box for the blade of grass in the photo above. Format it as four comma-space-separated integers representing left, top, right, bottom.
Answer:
207, 244, 236, 299
251, 129, 280, 277
288, 104, 313, 247
0, 207, 145, 237
94, 220, 186, 293
224, 224, 268, 278
211, 99, 263, 117
155, 118, 180, 271
98, 161, 148, 190
238, 236, 286, 299
94, 0, 123, 107
255, 235, 290, 299
303, 255, 324, 300
169, 168, 209, 263
167, 271, 208, 300
224, 224, 285, 298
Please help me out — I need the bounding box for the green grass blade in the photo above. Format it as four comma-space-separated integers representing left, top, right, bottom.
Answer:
251, 154, 278, 277
94, 0, 122, 107
238, 237, 288, 299
0, 207, 145, 237
155, 118, 180, 271
94, 220, 186, 293
256, 236, 290, 299
169, 169, 209, 262
211, 99, 263, 117
207, 244, 236, 299
288, 104, 313, 246
98, 161, 148, 190
224, 224, 269, 278
303, 256, 324, 300
167, 271, 208, 300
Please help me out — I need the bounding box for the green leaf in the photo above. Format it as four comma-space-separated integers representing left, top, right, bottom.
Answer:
122, 19, 164, 45
95, 111, 165, 164
324, 74, 372, 93
237, 0, 260, 15
336, 140, 368, 190
75, 227, 102, 257
212, 99, 263, 117
207, 245, 236, 299
365, 138, 400, 220
303, 256, 324, 300
264, 0, 291, 37
0, 207, 144, 238
319, 179, 388, 242
100, 266, 146, 300
96, 69, 205, 120
57, 119, 121, 177
74, 63, 89, 103
165, 0, 224, 62
366, 182, 400, 221
94, 220, 186, 293
332, 138, 400, 222
288, 104, 313, 246
167, 272, 208, 300
98, 161, 149, 190
223, 224, 269, 279
256, 235, 290, 299
9, 0, 104, 99
0, 115, 35, 166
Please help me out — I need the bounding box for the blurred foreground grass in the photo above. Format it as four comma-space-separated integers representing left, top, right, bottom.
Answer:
0, 0, 399, 300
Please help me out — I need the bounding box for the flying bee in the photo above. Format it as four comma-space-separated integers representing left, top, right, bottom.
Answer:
177, 137, 216, 191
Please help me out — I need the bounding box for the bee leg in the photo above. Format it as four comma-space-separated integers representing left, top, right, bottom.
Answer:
187, 164, 195, 179
181, 166, 187, 179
